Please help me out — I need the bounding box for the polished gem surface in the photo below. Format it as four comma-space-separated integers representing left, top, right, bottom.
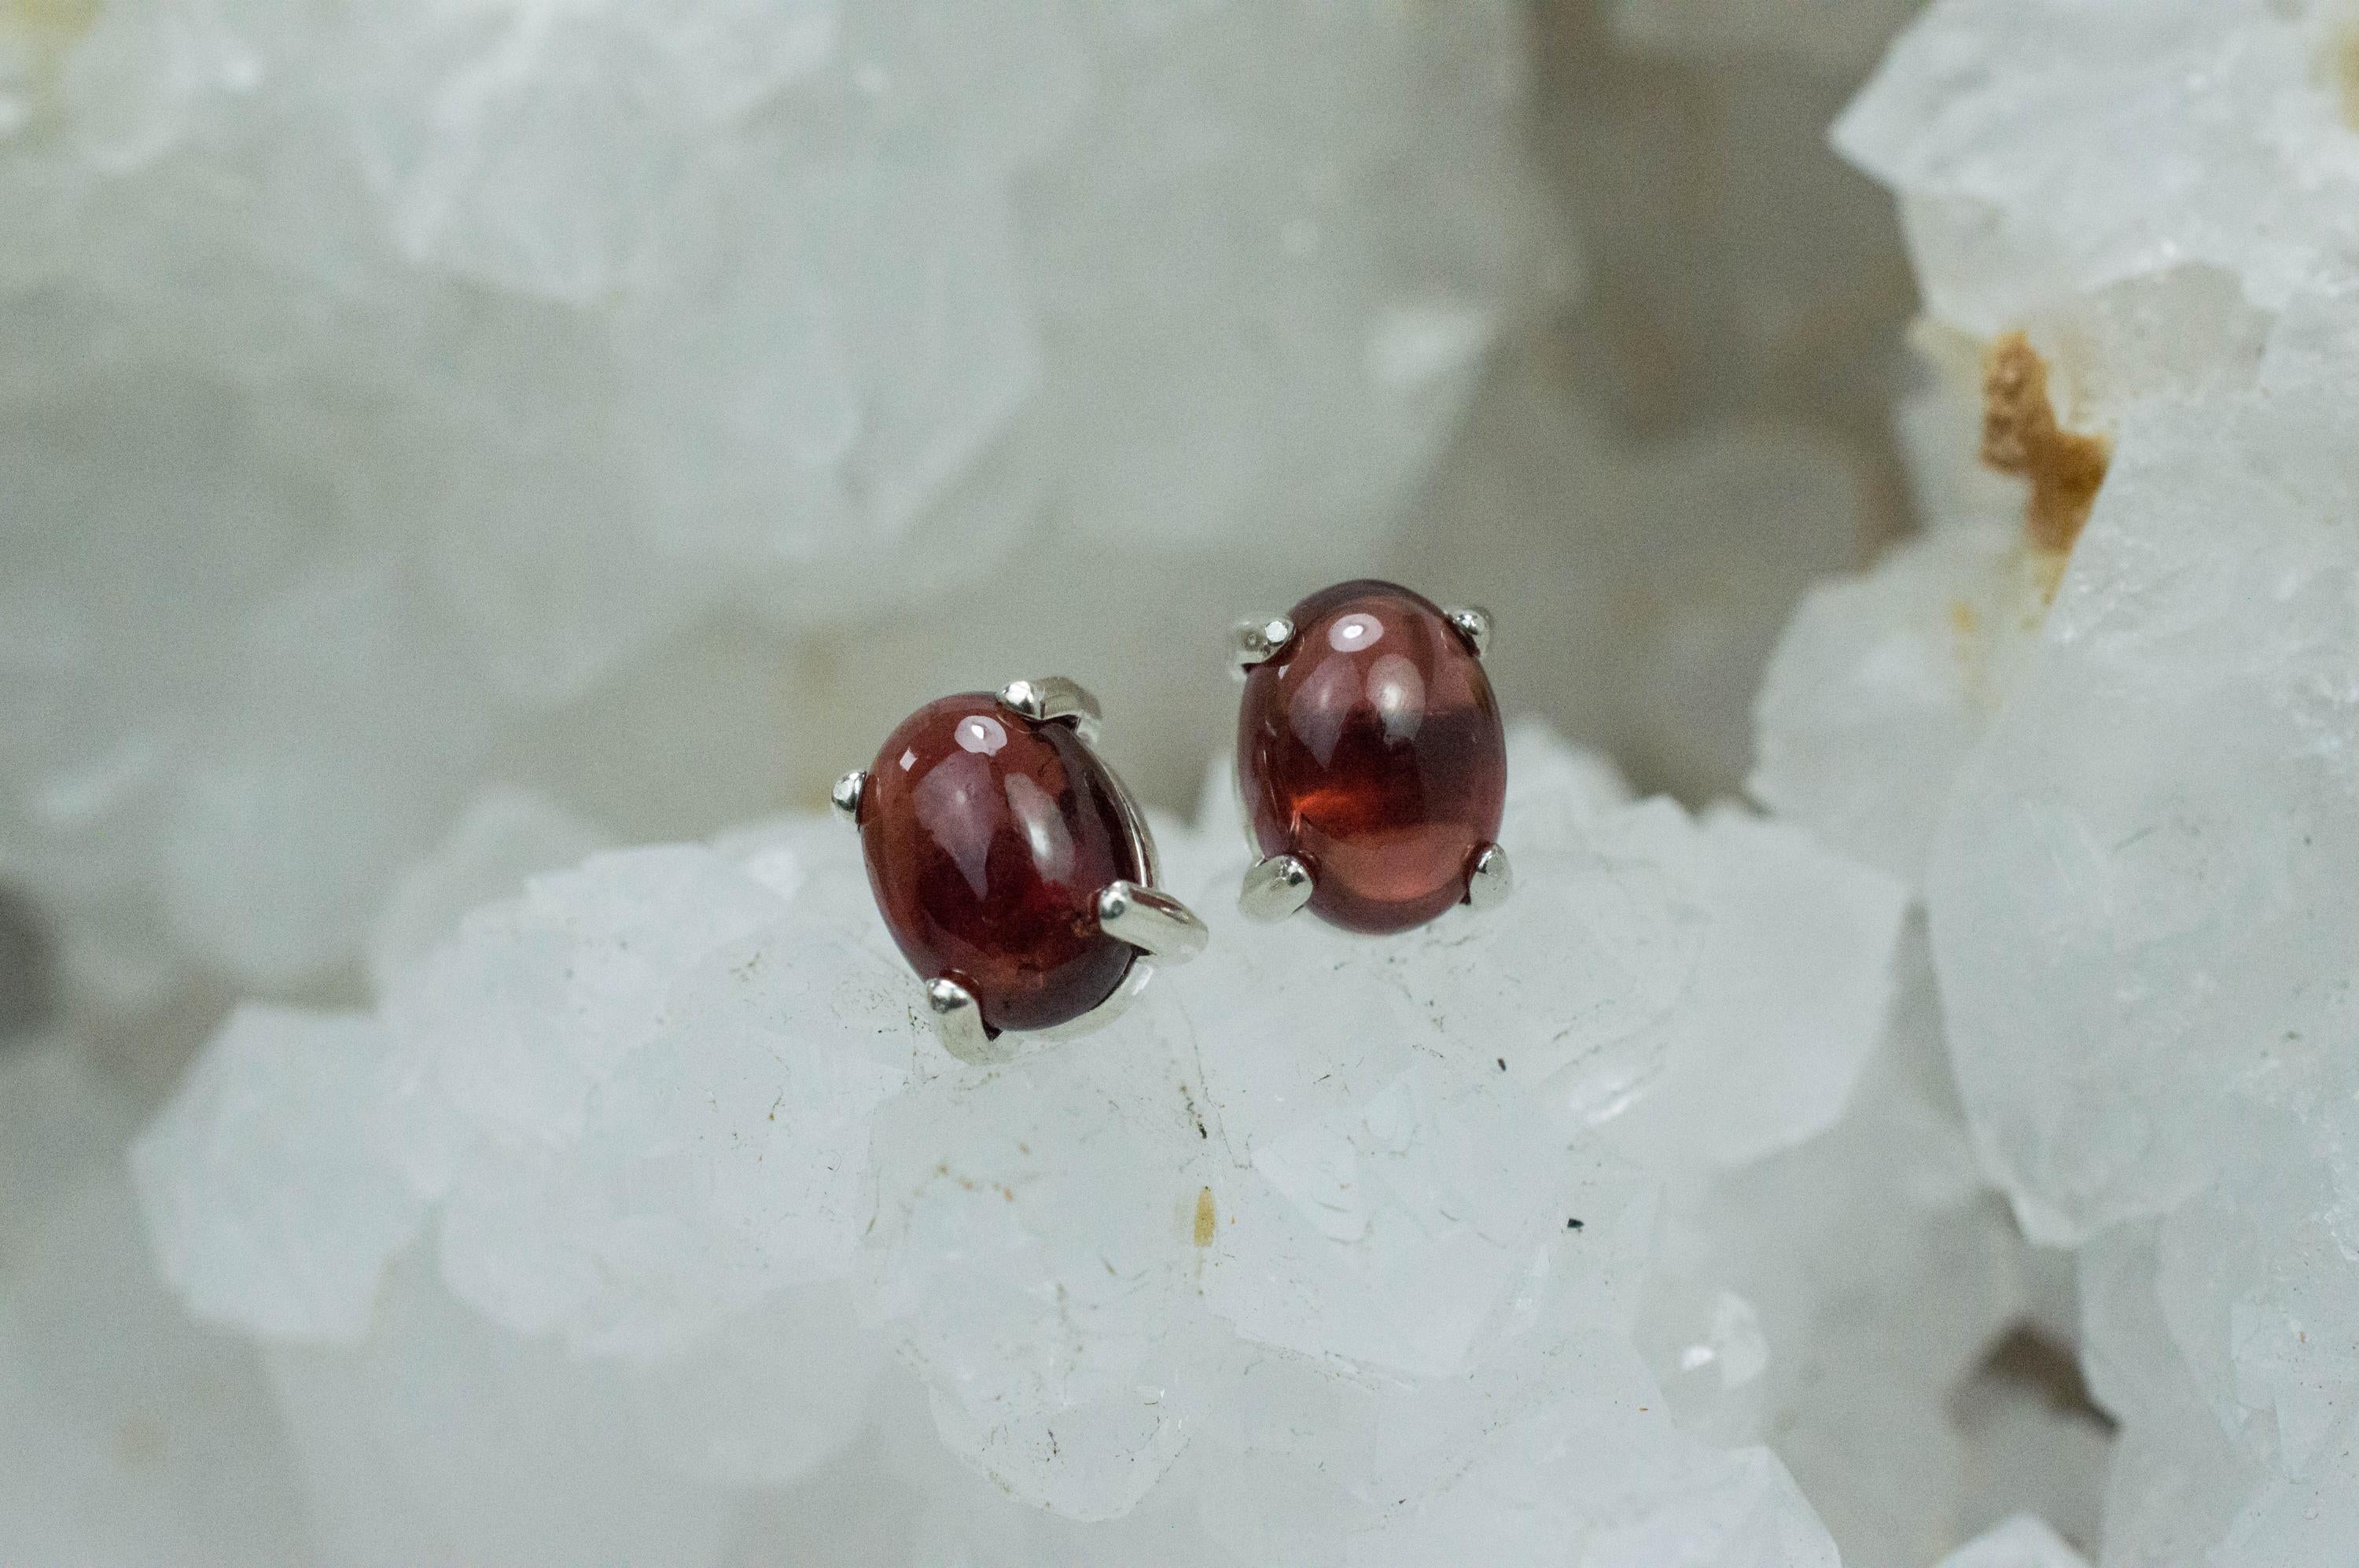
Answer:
859, 694, 1142, 1032
1237, 580, 1507, 933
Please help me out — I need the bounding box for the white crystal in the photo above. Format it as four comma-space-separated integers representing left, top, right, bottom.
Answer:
120, 723, 1908, 1555
867, 996, 1216, 1518
1837, 0, 2359, 330
1202, 1066, 1651, 1378
1599, 803, 1905, 1169
2, 1049, 308, 1564
1938, 1513, 2092, 1568
1804, 0, 2359, 1551
1640, 932, 2077, 1566
263, 1248, 731, 1566
382, 844, 796, 1159
366, 784, 610, 992
133, 1004, 423, 1342
340, 0, 843, 304
1929, 319, 2359, 1242
400, 835, 911, 1355
431, 904, 911, 1356
1349, 1397, 1839, 1568
1750, 519, 2016, 885
625, 1279, 885, 1489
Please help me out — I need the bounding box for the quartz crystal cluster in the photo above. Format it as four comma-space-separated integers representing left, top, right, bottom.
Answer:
118, 725, 1908, 1562
0, 0, 1533, 1013
17, 0, 2359, 1561
1748, 0, 2359, 1559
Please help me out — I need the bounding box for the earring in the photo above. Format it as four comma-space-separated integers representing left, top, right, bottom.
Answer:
837, 679, 1206, 1064
1231, 580, 1510, 933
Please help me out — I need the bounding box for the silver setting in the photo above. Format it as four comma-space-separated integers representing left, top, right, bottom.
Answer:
1051, 728, 1202, 1037
926, 977, 1014, 1066
1238, 853, 1315, 922
1098, 880, 1209, 962
998, 676, 1102, 744
1230, 615, 1295, 679
1099, 754, 1163, 887
1444, 604, 1492, 658
1466, 843, 1513, 910
830, 769, 868, 826
852, 675, 1208, 1059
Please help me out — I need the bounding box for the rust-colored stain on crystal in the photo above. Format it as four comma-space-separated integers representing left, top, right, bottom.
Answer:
1193, 1186, 1216, 1247
1980, 332, 2111, 564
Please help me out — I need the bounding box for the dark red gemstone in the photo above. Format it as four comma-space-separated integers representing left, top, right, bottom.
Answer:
859, 694, 1143, 1033
1236, 580, 1506, 935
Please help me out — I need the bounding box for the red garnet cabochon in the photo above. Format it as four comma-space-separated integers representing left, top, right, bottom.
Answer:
1236, 580, 1507, 934
859, 694, 1143, 1034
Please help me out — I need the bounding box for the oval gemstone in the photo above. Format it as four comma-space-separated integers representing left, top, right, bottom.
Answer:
1236, 580, 1507, 935
859, 694, 1143, 1033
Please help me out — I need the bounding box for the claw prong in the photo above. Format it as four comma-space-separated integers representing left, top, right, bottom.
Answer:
1230, 616, 1296, 679
1465, 843, 1512, 910
998, 677, 1103, 743
1444, 605, 1492, 658
1239, 854, 1315, 921
1097, 880, 1209, 961
926, 977, 1013, 1065
830, 770, 868, 826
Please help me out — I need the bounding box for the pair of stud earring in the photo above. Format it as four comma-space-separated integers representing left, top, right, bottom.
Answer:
833, 579, 1510, 1063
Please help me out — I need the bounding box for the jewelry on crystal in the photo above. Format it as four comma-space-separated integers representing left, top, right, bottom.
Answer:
837, 679, 1205, 1064
1231, 579, 1510, 933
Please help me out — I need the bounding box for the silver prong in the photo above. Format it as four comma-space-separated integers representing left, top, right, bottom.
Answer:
1444, 605, 1492, 658
999, 677, 1102, 744
1097, 880, 1209, 962
1239, 853, 1314, 922
1230, 616, 1296, 679
926, 977, 1013, 1066
1465, 843, 1512, 910
830, 770, 868, 826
